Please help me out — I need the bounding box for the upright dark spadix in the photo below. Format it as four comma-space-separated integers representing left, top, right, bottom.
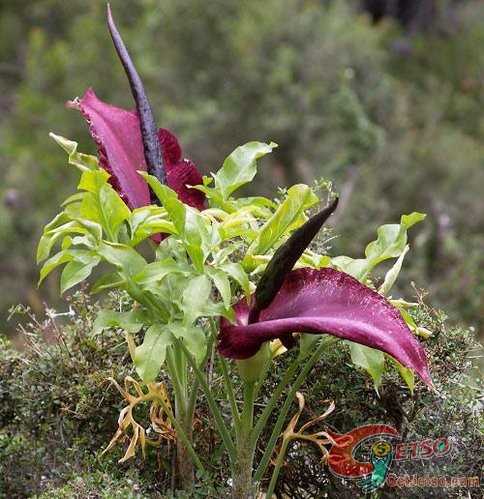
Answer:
249, 196, 339, 323
106, 3, 166, 187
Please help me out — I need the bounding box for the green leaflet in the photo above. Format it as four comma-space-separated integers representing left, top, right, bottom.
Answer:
37, 220, 92, 262
60, 257, 100, 294
133, 259, 190, 286
49, 133, 99, 171
167, 323, 207, 367
218, 206, 260, 241
348, 342, 385, 393
379, 244, 410, 295
348, 343, 416, 392
245, 184, 319, 258
92, 309, 150, 335
38, 249, 98, 285
206, 268, 232, 310
333, 212, 425, 279
127, 206, 175, 245
299, 334, 324, 360
98, 242, 147, 279
133, 324, 172, 382
90, 273, 125, 294
211, 141, 277, 202
79, 177, 130, 242
181, 274, 212, 325
77, 168, 110, 193
389, 357, 415, 394
143, 175, 210, 271
218, 262, 251, 302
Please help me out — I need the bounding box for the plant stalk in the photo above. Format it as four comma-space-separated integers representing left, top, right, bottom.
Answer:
232, 381, 257, 499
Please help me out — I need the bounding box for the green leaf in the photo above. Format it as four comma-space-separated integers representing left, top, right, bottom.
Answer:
218, 262, 251, 302
143, 176, 209, 270
168, 323, 207, 366
43, 212, 73, 233
98, 242, 147, 279
348, 342, 385, 392
212, 142, 277, 200
379, 245, 410, 296
37, 221, 89, 262
39, 249, 96, 285
332, 212, 425, 280
90, 273, 125, 294
299, 334, 339, 360
134, 324, 173, 382
50, 133, 99, 171
388, 357, 415, 394
299, 333, 323, 360
128, 206, 175, 245
61, 192, 86, 207
133, 259, 189, 285
39, 251, 74, 284
92, 309, 150, 335
246, 184, 319, 257
181, 275, 212, 325
78, 169, 110, 193
60, 257, 100, 294
143, 176, 185, 230
217, 206, 259, 241
79, 182, 130, 241
74, 219, 103, 241
206, 268, 232, 309
99, 184, 130, 238
365, 212, 425, 261
191, 184, 224, 207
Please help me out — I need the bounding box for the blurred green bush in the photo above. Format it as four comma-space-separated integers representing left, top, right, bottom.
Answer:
0, 0, 482, 335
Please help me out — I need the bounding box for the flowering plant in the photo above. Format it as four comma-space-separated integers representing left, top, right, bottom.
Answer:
38, 5, 432, 496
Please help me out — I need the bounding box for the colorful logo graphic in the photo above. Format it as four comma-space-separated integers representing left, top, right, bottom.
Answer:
326, 424, 451, 492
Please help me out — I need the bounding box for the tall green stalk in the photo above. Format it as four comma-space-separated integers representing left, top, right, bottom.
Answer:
166, 343, 194, 488
254, 337, 338, 485
232, 381, 257, 499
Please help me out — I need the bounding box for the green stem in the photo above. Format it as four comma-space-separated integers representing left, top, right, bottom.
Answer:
185, 322, 215, 430
166, 342, 193, 488
208, 317, 241, 432
265, 436, 291, 498
254, 338, 337, 484
166, 348, 186, 416
251, 356, 300, 448
232, 381, 257, 499
176, 338, 237, 462
150, 393, 205, 474
240, 381, 255, 433
219, 356, 242, 432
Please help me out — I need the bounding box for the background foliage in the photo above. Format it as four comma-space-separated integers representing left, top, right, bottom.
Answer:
0, 0, 482, 337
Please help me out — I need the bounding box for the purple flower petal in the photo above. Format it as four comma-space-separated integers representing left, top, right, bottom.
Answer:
218, 267, 432, 385
69, 88, 150, 209
158, 128, 205, 210
68, 89, 205, 211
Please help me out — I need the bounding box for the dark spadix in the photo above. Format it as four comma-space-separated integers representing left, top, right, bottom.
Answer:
106, 3, 166, 187
249, 196, 339, 323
